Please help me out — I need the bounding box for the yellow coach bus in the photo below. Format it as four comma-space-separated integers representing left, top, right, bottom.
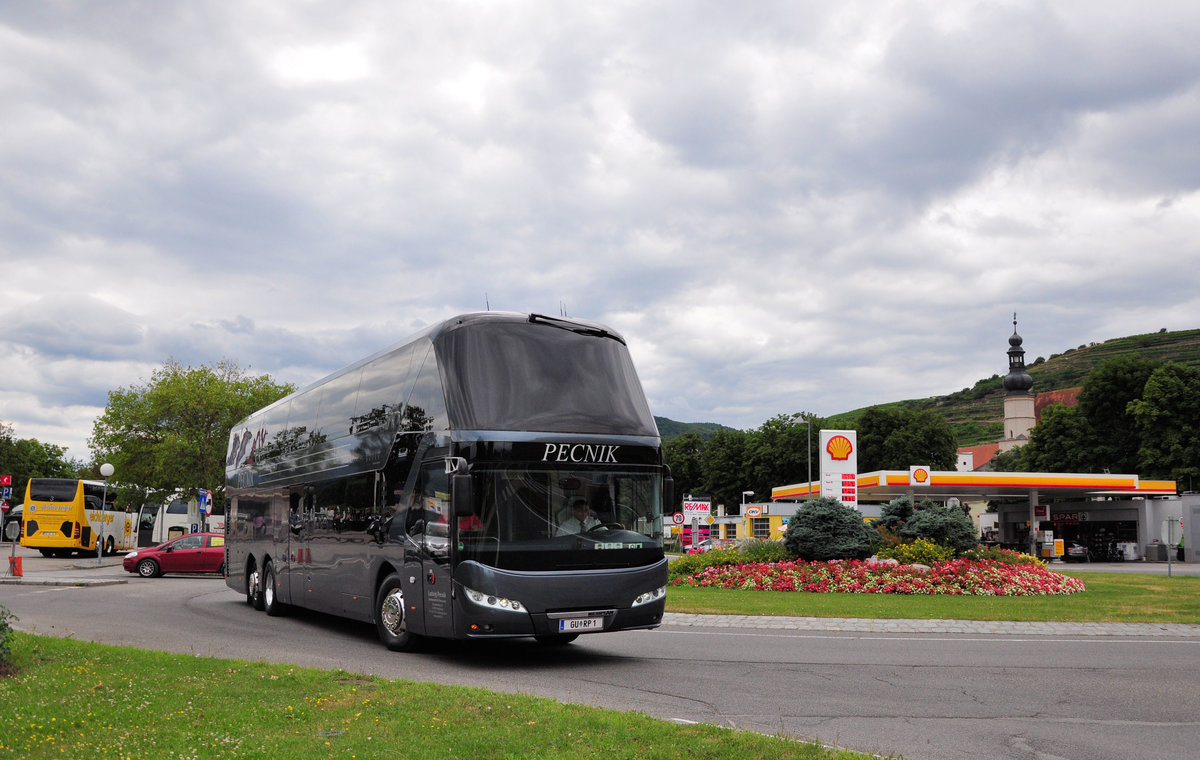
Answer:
20, 478, 136, 557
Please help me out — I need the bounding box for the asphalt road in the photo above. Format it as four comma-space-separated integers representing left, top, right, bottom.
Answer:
3, 547, 1199, 760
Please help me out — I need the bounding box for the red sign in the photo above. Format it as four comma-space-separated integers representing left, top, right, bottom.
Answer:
0, 475, 10, 486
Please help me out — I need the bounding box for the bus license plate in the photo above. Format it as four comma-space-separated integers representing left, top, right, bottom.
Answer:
559, 617, 604, 632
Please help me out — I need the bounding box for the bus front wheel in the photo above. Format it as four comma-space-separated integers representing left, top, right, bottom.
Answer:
375, 574, 419, 652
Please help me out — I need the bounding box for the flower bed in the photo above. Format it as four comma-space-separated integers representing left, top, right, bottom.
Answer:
670, 558, 1087, 596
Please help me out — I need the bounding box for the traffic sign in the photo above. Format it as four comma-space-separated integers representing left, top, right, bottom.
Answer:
0, 475, 10, 486
671, 512, 684, 525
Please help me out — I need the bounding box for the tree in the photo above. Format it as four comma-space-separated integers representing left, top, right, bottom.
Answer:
857, 407, 957, 471
697, 429, 749, 512
1019, 404, 1095, 472
782, 496, 876, 561
1075, 357, 1159, 473
743, 413, 820, 500
0, 421, 81, 503
89, 360, 294, 500
663, 433, 704, 510
1129, 362, 1200, 485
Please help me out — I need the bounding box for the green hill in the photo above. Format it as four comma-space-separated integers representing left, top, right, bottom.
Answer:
657, 327, 1200, 447
842, 327, 1200, 446
653, 417, 734, 440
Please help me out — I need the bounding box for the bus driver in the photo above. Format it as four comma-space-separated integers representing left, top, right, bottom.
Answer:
556, 498, 600, 535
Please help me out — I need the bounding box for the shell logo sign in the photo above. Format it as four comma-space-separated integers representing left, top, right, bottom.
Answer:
910, 466, 930, 485
819, 429, 858, 508
825, 435, 854, 461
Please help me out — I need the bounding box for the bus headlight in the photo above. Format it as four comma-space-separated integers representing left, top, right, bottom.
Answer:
632, 586, 666, 607
464, 586, 525, 613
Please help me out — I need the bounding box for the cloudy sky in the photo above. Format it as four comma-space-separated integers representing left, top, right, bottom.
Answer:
2, 2, 1199, 461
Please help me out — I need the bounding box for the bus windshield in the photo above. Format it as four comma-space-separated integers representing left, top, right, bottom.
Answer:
459, 465, 664, 572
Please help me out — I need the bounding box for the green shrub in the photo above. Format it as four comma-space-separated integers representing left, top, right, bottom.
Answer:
899, 501, 978, 555
782, 497, 877, 561
667, 547, 742, 580
876, 537, 955, 566
737, 539, 791, 564
962, 545, 1046, 566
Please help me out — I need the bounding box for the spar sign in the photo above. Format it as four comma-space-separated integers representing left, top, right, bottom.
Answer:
682, 498, 712, 523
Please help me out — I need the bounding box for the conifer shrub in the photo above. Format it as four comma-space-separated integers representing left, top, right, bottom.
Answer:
783, 497, 877, 561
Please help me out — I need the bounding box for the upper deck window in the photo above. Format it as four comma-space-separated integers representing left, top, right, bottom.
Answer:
437, 321, 656, 435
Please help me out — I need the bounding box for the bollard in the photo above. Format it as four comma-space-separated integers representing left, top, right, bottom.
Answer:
7, 555, 21, 577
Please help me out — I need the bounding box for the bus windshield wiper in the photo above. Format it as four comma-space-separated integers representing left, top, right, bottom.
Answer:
527, 314, 626, 345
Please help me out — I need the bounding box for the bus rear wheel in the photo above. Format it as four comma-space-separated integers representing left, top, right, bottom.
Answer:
375, 574, 419, 652
263, 562, 287, 617
246, 565, 264, 610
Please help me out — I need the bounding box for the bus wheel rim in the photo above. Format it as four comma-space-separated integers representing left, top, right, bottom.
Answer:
380, 588, 406, 634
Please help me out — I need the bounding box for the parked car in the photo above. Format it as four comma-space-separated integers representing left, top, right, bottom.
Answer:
1064, 541, 1089, 562
686, 538, 731, 554
1, 504, 22, 542
122, 532, 226, 577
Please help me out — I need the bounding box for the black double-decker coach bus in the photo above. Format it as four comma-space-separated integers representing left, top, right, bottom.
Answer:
225, 312, 671, 650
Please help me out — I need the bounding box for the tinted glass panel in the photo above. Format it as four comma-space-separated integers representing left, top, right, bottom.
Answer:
353, 345, 416, 434
403, 344, 448, 433
312, 368, 363, 441
287, 385, 324, 447
461, 465, 663, 572
29, 479, 80, 502
437, 321, 656, 434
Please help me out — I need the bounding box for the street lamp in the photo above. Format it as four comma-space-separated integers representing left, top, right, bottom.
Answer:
740, 491, 753, 541
792, 414, 813, 500
97, 463, 114, 566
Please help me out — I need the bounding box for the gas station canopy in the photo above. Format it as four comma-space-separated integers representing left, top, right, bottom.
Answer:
772, 470, 1178, 503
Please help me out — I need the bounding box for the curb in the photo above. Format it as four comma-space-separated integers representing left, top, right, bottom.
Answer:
662, 612, 1200, 637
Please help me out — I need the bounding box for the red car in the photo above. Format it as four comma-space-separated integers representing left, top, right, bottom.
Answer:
123, 532, 226, 577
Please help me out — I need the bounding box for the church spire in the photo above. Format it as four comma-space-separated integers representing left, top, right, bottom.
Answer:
1002, 312, 1033, 394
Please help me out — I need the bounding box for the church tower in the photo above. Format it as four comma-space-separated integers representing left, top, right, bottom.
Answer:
999, 314, 1035, 452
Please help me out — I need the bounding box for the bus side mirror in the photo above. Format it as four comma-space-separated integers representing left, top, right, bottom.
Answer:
663, 472, 674, 516
451, 474, 472, 518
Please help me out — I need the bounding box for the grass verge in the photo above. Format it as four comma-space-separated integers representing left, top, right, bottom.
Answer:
0, 633, 882, 760
665, 570, 1200, 624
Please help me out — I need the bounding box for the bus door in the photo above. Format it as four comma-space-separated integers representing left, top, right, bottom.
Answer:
286, 489, 309, 606
137, 504, 158, 546
404, 457, 454, 639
